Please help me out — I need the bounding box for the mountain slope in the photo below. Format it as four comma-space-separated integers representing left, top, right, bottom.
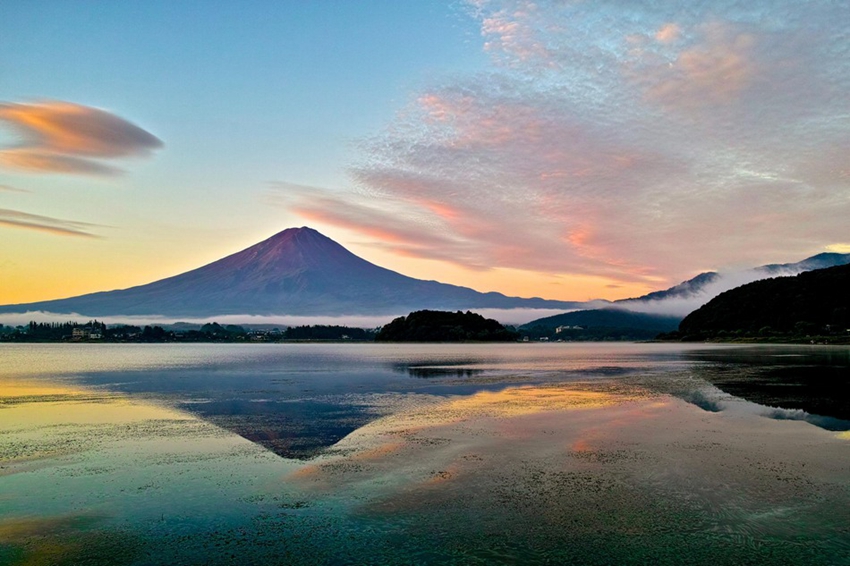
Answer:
520, 308, 681, 340
615, 252, 850, 315
0, 227, 583, 317
679, 263, 850, 336
522, 308, 681, 332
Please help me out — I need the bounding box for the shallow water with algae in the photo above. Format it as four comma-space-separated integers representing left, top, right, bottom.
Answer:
1, 343, 849, 564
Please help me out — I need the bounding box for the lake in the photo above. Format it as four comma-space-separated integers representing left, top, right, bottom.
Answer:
1, 342, 849, 565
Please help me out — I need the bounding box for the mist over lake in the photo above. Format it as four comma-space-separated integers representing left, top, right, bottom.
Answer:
2, 343, 849, 565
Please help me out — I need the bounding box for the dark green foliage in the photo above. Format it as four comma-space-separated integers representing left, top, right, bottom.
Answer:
520, 308, 681, 341
141, 325, 170, 341
375, 310, 519, 342
16, 320, 108, 341
283, 325, 375, 340
678, 264, 850, 340
0, 320, 171, 342
200, 322, 245, 336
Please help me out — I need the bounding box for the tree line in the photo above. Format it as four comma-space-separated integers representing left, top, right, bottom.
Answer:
0, 322, 377, 343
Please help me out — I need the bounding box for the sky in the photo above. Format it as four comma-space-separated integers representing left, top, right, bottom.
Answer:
1, 0, 849, 307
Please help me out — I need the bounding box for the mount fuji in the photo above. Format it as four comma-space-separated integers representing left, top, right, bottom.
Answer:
0, 227, 585, 318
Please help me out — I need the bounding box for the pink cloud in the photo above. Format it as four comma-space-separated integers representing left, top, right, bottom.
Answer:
266, 182, 484, 268
655, 23, 682, 44
658, 30, 755, 106
0, 101, 162, 175
477, 1, 553, 64
0, 149, 120, 175
271, 1, 850, 293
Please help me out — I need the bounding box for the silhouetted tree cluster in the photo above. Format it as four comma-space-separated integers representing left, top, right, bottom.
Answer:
22, 320, 107, 341
375, 310, 519, 342
200, 322, 245, 335
0, 321, 171, 342
283, 325, 375, 340
0, 320, 382, 343
140, 325, 170, 341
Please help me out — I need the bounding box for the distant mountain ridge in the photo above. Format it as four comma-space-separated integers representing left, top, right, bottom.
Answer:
760, 252, 850, 274
520, 251, 850, 338
622, 272, 721, 303
0, 227, 584, 318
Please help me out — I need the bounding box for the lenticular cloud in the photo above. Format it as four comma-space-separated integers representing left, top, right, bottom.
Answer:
0, 101, 162, 175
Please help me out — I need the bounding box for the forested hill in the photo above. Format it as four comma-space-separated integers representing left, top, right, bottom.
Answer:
677, 264, 850, 339
375, 310, 519, 342
521, 308, 681, 339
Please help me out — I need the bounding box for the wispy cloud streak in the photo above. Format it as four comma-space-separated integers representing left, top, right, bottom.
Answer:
0, 208, 101, 238
0, 184, 29, 193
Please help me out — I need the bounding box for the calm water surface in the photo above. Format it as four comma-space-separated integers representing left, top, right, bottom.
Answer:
1, 343, 849, 564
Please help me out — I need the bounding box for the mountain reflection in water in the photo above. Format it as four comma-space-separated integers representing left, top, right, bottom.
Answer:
2, 343, 849, 565
685, 346, 850, 425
